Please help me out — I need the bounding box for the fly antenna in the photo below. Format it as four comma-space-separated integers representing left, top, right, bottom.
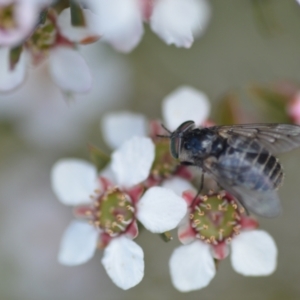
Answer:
157, 123, 172, 139
161, 123, 171, 134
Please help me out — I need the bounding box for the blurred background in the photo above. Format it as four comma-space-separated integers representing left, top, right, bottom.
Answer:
1, 0, 300, 299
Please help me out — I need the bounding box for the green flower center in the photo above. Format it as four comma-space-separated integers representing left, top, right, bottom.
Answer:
0, 4, 15, 30
95, 188, 135, 237
26, 15, 57, 53
151, 140, 178, 179
190, 193, 242, 244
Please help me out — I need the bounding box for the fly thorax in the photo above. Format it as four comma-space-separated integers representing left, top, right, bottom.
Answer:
181, 130, 215, 161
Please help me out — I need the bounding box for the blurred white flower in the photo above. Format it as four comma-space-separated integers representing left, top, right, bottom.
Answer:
161, 85, 211, 131
0, 8, 98, 93
168, 191, 278, 292
0, 0, 52, 47
87, 0, 211, 52
0, 43, 132, 149
51, 136, 187, 289
101, 85, 211, 149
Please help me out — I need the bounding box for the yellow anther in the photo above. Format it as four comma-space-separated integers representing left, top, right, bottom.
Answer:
193, 219, 201, 225
116, 214, 124, 222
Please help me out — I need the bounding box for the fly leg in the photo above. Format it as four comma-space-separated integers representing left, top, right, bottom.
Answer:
180, 161, 204, 206
191, 172, 204, 207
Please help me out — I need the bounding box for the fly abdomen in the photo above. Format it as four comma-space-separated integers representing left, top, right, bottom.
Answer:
245, 152, 283, 190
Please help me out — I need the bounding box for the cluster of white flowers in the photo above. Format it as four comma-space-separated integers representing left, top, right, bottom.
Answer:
0, 0, 211, 93
51, 86, 278, 291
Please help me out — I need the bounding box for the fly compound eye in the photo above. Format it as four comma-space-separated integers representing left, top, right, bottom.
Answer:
170, 120, 195, 159
176, 120, 195, 133
170, 136, 181, 159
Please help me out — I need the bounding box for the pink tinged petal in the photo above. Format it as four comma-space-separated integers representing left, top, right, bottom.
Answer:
92, 0, 144, 53
231, 230, 277, 276
99, 232, 113, 249
161, 176, 195, 197
178, 217, 196, 244
51, 158, 99, 206
240, 216, 259, 230
0, 47, 26, 92
182, 190, 197, 206
127, 184, 144, 205
175, 165, 194, 180
48, 47, 92, 93
136, 186, 187, 233
162, 86, 211, 131
211, 242, 229, 260
58, 220, 99, 266
101, 236, 144, 290
111, 136, 155, 188
57, 8, 102, 44
150, 0, 211, 48
101, 111, 148, 149
126, 220, 139, 239
169, 241, 216, 292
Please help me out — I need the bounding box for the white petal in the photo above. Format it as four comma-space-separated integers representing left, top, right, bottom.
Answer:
111, 136, 155, 188
102, 236, 144, 290
161, 176, 195, 196
169, 241, 216, 292
57, 8, 102, 43
0, 0, 39, 46
0, 47, 26, 92
49, 47, 92, 93
91, 0, 144, 52
162, 86, 210, 131
101, 111, 148, 149
231, 230, 277, 276
150, 0, 211, 48
137, 186, 187, 233
51, 158, 99, 206
58, 220, 98, 266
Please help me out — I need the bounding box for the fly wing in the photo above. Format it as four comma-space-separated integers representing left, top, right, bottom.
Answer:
214, 123, 300, 154
202, 157, 282, 218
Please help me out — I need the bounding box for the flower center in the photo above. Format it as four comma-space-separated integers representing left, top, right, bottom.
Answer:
95, 188, 135, 237
151, 140, 178, 179
190, 192, 243, 244
26, 15, 57, 55
0, 4, 15, 30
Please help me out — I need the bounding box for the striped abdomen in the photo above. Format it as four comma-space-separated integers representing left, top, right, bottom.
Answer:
218, 142, 283, 191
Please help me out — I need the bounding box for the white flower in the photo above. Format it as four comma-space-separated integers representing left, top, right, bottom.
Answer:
168, 191, 278, 292
101, 85, 210, 149
88, 0, 211, 52
51, 136, 187, 290
161, 85, 210, 131
57, 8, 102, 44
169, 230, 277, 292
0, 42, 131, 149
0, 8, 93, 93
0, 0, 53, 47
150, 0, 211, 48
